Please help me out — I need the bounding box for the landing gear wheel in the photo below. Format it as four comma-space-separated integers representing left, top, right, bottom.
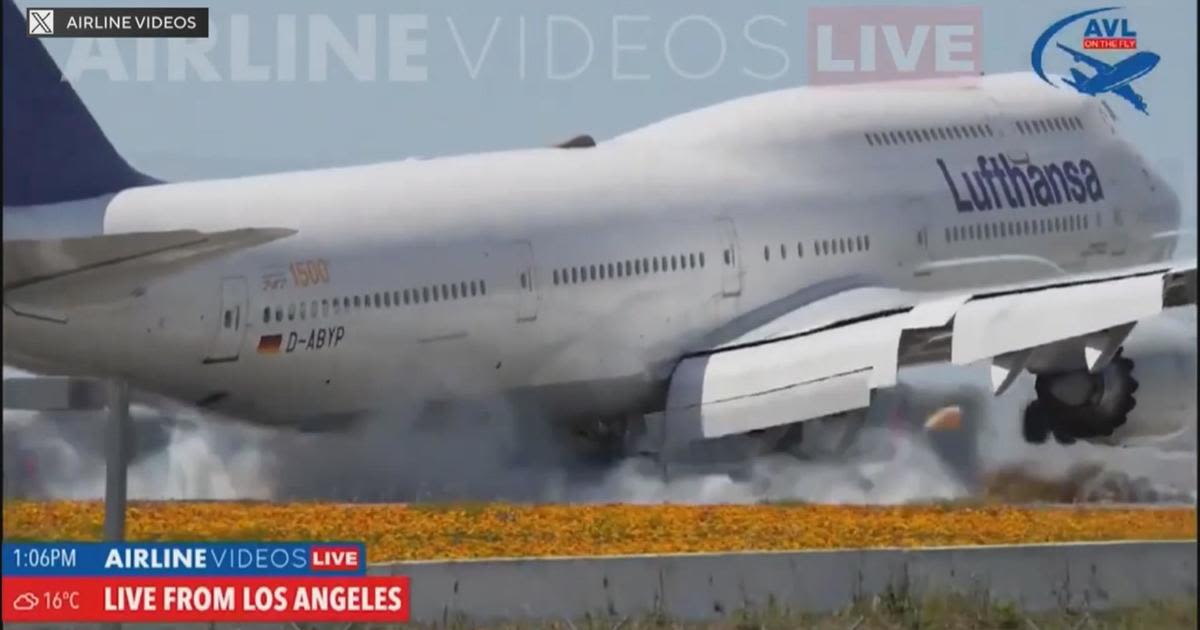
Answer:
1024, 349, 1139, 445
561, 416, 631, 465
1022, 400, 1051, 444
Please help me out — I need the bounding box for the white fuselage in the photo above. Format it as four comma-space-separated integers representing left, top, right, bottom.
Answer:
3, 73, 1183, 429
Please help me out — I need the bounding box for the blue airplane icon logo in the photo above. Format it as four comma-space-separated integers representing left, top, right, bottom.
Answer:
1056, 45, 1158, 115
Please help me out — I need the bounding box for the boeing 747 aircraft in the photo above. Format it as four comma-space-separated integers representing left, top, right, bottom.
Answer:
3, 2, 1195, 462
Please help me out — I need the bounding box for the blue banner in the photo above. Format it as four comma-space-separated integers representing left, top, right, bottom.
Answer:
2, 542, 366, 577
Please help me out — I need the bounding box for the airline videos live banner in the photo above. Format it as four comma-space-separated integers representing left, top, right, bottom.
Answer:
2, 542, 409, 623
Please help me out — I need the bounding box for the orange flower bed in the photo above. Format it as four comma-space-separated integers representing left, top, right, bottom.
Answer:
3, 502, 1194, 563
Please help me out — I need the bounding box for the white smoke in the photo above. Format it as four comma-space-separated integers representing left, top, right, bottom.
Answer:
4, 311, 1195, 505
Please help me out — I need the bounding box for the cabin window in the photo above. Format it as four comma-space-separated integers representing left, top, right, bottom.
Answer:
299, 302, 307, 320
262, 307, 271, 323
224, 310, 233, 328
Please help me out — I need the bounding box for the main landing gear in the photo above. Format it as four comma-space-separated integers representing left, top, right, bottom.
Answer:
1022, 349, 1139, 445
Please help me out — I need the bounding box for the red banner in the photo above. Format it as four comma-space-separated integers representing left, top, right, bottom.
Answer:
2, 576, 409, 623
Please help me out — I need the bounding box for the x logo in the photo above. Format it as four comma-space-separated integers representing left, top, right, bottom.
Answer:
27, 9, 54, 36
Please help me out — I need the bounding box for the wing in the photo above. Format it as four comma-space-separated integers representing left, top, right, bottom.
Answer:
1056, 44, 1113, 73
1112, 84, 1149, 114
3, 227, 296, 319
646, 261, 1196, 449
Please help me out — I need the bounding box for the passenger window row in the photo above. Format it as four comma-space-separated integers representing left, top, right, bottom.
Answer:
864, 124, 993, 147
946, 213, 1090, 243
262, 280, 488, 324
1017, 116, 1083, 135
815, 235, 869, 257
762, 235, 870, 261
552, 252, 705, 286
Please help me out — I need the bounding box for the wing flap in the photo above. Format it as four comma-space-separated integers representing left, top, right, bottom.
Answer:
651, 312, 908, 446
951, 271, 1166, 365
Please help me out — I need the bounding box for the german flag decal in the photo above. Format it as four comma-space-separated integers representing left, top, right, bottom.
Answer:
257, 334, 283, 354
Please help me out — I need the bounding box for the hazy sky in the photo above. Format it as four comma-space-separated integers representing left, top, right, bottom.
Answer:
19, 0, 1198, 244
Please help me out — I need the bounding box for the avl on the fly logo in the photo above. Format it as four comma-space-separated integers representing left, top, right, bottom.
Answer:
1031, 7, 1159, 115
807, 6, 981, 85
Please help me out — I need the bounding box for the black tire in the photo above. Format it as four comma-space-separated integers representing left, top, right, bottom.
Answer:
1022, 400, 1052, 444
1051, 427, 1078, 445
1029, 348, 1139, 444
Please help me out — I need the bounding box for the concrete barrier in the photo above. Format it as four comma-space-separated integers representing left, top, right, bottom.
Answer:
371, 540, 1197, 624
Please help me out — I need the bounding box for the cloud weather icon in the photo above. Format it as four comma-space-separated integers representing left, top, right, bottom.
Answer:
12, 592, 39, 611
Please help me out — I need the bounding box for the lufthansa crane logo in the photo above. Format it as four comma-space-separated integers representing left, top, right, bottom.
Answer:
1031, 7, 1159, 115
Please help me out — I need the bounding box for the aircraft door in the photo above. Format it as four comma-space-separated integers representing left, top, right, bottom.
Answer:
513, 240, 539, 322
716, 218, 742, 297
205, 276, 248, 363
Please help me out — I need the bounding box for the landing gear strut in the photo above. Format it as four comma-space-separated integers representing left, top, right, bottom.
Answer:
1023, 349, 1139, 445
